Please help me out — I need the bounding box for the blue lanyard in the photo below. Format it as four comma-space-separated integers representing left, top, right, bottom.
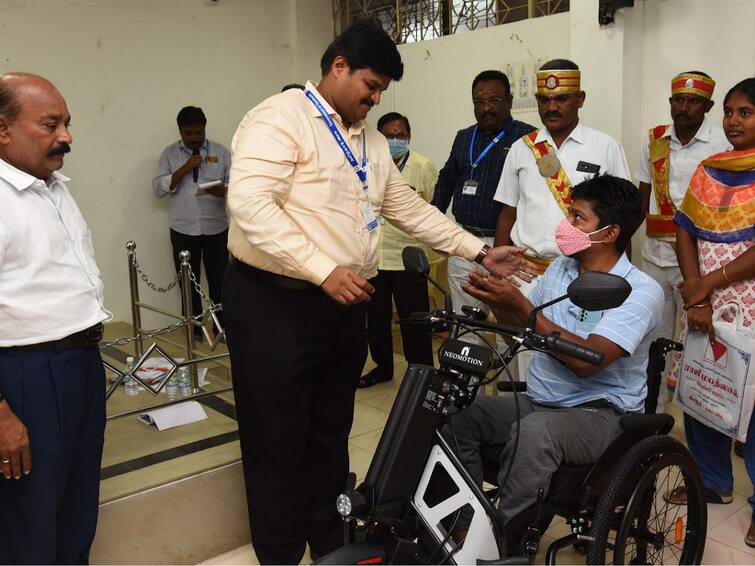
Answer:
469, 126, 506, 170
305, 88, 368, 192
397, 151, 410, 172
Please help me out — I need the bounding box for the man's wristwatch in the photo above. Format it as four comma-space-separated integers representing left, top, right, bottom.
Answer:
474, 244, 491, 265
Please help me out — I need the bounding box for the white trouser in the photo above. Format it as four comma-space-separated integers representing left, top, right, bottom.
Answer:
447, 237, 496, 348
642, 261, 684, 412
508, 273, 542, 383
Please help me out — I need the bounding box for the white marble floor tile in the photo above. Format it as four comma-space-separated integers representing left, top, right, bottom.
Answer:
708, 500, 755, 557
349, 401, 390, 437
702, 538, 755, 565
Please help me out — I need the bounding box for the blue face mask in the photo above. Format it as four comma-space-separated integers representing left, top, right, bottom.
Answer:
388, 138, 409, 160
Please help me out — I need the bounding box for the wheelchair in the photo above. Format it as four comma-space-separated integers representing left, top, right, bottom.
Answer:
317, 248, 707, 565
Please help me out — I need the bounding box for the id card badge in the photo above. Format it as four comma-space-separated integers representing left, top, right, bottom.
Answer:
462, 179, 479, 196
361, 201, 379, 232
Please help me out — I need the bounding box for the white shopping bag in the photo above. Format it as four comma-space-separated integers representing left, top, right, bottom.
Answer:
674, 303, 755, 442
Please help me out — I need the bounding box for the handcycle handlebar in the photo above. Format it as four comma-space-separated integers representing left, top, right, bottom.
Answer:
401, 310, 604, 366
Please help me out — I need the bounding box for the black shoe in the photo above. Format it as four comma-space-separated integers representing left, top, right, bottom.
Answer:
735, 440, 745, 458
358, 367, 392, 388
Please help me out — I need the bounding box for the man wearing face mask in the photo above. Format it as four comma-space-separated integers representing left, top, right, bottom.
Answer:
635, 72, 729, 410
359, 112, 437, 388
448, 175, 663, 550
432, 70, 536, 342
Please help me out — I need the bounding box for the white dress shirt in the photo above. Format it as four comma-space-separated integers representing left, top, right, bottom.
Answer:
0, 158, 110, 346
635, 118, 730, 267
494, 122, 630, 260
152, 138, 231, 236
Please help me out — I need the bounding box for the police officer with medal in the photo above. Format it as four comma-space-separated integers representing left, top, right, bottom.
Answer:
432, 70, 536, 344
493, 58, 631, 378
223, 22, 533, 565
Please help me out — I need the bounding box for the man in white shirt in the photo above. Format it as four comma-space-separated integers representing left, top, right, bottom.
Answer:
0, 72, 110, 564
493, 58, 630, 378
636, 71, 730, 411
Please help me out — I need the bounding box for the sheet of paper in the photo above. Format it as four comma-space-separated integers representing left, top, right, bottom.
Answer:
195, 180, 223, 196
138, 401, 208, 431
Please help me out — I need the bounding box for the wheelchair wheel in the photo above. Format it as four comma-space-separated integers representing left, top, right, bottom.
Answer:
588, 435, 707, 565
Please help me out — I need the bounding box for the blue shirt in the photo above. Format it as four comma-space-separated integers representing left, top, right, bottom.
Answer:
431, 117, 536, 230
526, 254, 664, 413
153, 139, 231, 236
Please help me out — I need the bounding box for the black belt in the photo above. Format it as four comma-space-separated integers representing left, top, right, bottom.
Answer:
3, 323, 104, 353
461, 225, 496, 238
230, 256, 317, 291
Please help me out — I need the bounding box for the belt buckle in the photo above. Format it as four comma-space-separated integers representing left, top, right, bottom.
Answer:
87, 323, 104, 343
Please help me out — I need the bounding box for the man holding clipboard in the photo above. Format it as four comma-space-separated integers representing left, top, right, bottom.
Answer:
153, 106, 231, 337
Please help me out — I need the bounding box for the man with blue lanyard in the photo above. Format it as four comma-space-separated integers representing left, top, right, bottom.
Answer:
360, 111, 438, 388
224, 21, 532, 565
432, 70, 536, 343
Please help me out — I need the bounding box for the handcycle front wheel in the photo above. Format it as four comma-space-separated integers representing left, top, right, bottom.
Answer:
588, 435, 707, 565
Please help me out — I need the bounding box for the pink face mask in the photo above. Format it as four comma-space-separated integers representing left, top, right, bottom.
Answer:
555, 218, 612, 256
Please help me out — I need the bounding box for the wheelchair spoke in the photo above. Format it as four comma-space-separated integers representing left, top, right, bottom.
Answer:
619, 464, 696, 565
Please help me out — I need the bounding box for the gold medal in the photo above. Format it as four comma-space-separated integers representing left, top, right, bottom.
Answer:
537, 153, 561, 178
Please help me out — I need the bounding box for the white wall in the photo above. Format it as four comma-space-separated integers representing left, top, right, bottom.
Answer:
387, 12, 571, 168
0, 0, 332, 325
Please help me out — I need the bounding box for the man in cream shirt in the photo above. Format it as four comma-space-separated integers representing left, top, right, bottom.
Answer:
224, 21, 530, 565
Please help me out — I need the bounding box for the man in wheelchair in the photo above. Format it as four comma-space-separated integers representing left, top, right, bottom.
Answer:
451, 175, 665, 550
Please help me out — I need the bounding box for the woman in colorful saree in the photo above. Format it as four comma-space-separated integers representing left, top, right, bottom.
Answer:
671, 77, 755, 548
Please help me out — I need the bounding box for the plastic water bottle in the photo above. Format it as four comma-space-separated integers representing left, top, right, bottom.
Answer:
178, 367, 192, 398
165, 372, 178, 401
124, 356, 139, 396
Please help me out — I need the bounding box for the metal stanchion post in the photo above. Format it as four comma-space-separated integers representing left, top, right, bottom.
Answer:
179, 250, 199, 393
126, 241, 144, 358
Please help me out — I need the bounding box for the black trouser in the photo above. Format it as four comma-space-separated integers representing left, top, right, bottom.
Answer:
223, 260, 368, 564
170, 229, 228, 325
366, 269, 434, 374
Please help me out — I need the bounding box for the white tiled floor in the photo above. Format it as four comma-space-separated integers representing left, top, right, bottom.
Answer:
200, 353, 754, 565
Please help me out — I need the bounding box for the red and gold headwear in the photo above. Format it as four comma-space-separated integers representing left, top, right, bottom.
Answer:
671, 72, 715, 100
536, 69, 581, 94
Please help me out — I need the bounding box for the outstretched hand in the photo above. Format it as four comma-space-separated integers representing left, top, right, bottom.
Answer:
481, 246, 537, 281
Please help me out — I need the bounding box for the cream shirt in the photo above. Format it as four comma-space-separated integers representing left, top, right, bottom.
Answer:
228, 81, 481, 285
378, 150, 438, 270
635, 118, 730, 268
494, 122, 630, 260
0, 158, 111, 346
